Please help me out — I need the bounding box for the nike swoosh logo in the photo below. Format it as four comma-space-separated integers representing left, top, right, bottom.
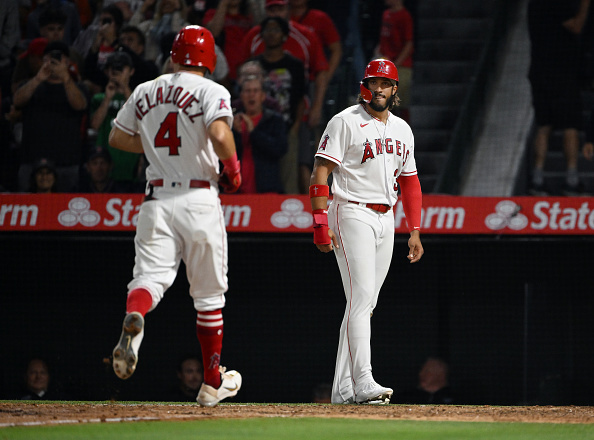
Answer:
125, 336, 131, 350
224, 384, 238, 391
360, 123, 369, 127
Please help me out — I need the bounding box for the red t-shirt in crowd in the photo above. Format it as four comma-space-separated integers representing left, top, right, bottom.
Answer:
203, 9, 253, 80
379, 8, 414, 68
238, 112, 263, 194
291, 8, 340, 48
240, 20, 328, 81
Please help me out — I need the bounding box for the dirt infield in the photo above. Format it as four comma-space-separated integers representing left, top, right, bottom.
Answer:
1, 402, 594, 427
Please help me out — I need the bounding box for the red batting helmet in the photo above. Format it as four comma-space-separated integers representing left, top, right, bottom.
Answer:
171, 25, 217, 73
360, 59, 399, 103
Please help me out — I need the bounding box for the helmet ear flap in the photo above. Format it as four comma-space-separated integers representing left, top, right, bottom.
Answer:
360, 81, 373, 103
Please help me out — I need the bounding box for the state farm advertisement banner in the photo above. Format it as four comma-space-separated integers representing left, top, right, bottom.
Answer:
1, 194, 594, 234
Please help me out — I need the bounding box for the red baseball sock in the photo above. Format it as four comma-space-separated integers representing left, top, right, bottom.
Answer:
126, 288, 153, 316
196, 309, 224, 389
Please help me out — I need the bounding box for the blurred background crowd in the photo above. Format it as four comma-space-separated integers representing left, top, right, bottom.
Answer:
0, 0, 593, 196
0, 0, 392, 195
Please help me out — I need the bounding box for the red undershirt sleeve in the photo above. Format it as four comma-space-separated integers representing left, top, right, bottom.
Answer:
397, 174, 422, 232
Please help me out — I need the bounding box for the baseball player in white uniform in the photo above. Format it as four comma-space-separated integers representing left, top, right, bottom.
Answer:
309, 59, 424, 404
108, 25, 242, 407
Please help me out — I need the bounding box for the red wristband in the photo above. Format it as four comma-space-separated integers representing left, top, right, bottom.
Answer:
313, 225, 331, 245
309, 184, 329, 198
222, 152, 240, 173
312, 208, 328, 227
312, 208, 331, 245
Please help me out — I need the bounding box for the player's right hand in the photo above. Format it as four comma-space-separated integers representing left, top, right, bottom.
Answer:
219, 166, 242, 193
315, 228, 338, 253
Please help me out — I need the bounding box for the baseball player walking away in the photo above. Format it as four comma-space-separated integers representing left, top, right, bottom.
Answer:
108, 25, 243, 407
309, 59, 423, 404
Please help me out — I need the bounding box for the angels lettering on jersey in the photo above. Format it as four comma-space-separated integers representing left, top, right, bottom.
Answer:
317, 134, 410, 166
361, 138, 410, 165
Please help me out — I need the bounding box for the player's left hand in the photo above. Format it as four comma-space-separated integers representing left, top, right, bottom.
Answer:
316, 227, 338, 253
407, 230, 423, 263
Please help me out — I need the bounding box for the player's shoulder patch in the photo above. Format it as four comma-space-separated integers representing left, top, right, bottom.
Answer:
318, 133, 329, 150
218, 98, 230, 110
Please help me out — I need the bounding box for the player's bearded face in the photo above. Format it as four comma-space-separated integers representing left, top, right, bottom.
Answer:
369, 88, 395, 112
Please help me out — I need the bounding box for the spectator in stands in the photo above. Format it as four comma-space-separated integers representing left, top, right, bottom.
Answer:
26, 0, 82, 46
128, 0, 188, 65
0, 0, 20, 100
241, 1, 329, 193
37, 7, 85, 76
28, 158, 58, 193
203, 0, 254, 83
102, 0, 140, 24
89, 50, 144, 192
83, 4, 125, 96
119, 25, 145, 57
233, 60, 282, 112
13, 40, 88, 192
232, 75, 288, 193
249, 17, 306, 194
256, 0, 329, 193
239, 0, 329, 128
527, 0, 590, 196
162, 355, 204, 402
394, 357, 454, 405
118, 25, 160, 87
37, 7, 67, 43
289, 0, 342, 82
78, 146, 130, 193
252, 17, 306, 133
11, 38, 48, 94
18, 358, 68, 400
374, 0, 414, 122
73, 0, 94, 29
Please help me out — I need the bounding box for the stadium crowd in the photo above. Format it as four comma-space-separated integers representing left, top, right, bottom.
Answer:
0, 0, 387, 195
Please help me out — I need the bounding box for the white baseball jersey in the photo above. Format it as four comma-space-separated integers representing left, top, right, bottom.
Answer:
115, 71, 234, 312
114, 72, 233, 183
315, 104, 417, 205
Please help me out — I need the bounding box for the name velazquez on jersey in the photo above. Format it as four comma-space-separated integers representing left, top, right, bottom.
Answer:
134, 85, 205, 122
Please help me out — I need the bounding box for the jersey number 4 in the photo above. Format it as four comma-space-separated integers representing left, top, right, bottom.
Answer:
155, 112, 181, 155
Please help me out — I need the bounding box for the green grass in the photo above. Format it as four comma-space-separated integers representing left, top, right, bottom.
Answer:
2, 418, 594, 440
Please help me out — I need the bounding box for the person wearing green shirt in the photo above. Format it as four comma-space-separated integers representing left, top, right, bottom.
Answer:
90, 50, 145, 191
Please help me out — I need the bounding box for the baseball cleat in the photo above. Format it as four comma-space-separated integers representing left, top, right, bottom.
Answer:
197, 366, 242, 407
112, 312, 145, 380
355, 381, 393, 405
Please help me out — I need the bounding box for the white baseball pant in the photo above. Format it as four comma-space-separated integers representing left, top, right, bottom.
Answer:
328, 200, 395, 403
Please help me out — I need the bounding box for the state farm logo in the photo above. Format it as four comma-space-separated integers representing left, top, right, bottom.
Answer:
485, 200, 528, 231
58, 197, 101, 227
270, 199, 312, 229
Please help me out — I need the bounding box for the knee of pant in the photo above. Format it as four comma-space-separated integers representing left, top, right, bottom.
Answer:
193, 294, 226, 312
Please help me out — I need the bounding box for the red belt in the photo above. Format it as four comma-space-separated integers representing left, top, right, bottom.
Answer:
348, 201, 391, 213
149, 179, 210, 189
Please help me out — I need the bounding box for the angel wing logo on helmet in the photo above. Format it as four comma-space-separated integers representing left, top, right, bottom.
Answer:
376, 60, 388, 75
